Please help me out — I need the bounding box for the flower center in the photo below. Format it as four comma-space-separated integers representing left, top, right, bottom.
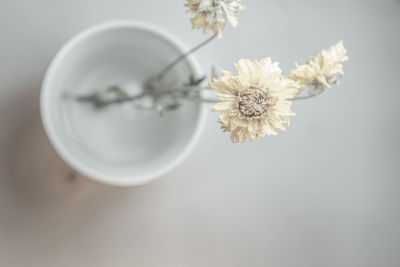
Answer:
236, 88, 273, 120
198, 0, 229, 25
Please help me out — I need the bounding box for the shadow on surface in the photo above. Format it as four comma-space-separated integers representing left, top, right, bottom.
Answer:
3, 114, 114, 207
0, 114, 163, 264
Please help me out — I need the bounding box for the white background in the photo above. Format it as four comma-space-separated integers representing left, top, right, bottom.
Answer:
0, 0, 399, 266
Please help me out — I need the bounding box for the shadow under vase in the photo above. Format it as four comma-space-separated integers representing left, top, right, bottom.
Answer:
3, 114, 109, 207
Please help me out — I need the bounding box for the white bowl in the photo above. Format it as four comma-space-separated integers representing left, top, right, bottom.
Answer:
41, 21, 207, 186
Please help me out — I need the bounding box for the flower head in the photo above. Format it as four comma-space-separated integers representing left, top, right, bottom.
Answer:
289, 41, 349, 95
185, 0, 244, 37
209, 58, 299, 143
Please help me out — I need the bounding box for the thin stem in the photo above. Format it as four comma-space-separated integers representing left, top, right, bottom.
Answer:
156, 34, 217, 79
290, 90, 324, 101
75, 92, 147, 109
290, 95, 317, 101
75, 85, 326, 110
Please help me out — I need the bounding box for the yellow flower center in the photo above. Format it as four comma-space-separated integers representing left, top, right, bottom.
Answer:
236, 88, 272, 120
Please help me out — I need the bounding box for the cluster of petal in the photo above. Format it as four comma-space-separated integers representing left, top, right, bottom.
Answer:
289, 41, 349, 95
209, 58, 299, 143
185, 0, 244, 37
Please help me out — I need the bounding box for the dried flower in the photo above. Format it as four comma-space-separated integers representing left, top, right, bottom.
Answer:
185, 0, 244, 37
289, 41, 349, 95
209, 58, 299, 143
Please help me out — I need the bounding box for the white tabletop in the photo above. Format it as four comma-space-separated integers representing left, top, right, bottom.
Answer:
1, 0, 399, 266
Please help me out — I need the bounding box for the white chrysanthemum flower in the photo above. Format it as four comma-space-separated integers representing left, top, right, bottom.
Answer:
289, 41, 349, 95
209, 58, 299, 143
185, 0, 244, 37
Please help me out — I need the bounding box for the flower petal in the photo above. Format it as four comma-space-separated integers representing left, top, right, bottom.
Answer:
212, 101, 234, 112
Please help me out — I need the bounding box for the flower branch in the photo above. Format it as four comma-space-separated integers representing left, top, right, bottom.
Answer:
70, 0, 349, 143
155, 33, 217, 79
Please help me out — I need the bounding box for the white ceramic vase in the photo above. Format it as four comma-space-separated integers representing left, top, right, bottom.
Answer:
41, 21, 207, 186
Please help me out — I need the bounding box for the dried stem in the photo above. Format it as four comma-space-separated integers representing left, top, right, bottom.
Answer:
290, 90, 324, 101
75, 85, 324, 110
71, 35, 219, 111
73, 85, 215, 109
155, 34, 217, 79
76, 92, 147, 109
